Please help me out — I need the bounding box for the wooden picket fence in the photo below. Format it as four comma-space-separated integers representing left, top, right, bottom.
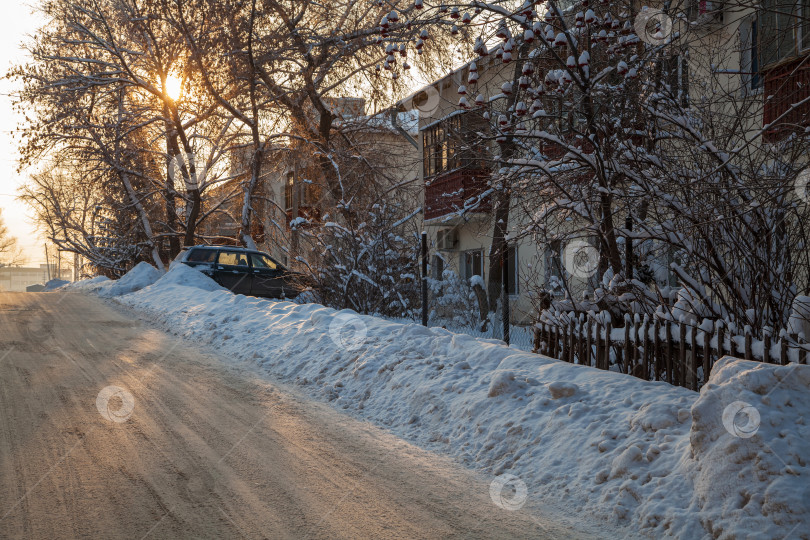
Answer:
532, 314, 810, 390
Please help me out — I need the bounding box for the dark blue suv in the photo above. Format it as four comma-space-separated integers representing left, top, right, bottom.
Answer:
175, 245, 304, 299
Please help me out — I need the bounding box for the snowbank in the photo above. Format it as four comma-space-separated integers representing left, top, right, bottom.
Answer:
100, 262, 162, 297
93, 269, 808, 538
60, 262, 162, 297
59, 275, 111, 293
157, 262, 226, 292
43, 279, 70, 291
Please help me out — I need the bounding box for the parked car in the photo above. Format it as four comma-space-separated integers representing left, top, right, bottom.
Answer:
174, 245, 305, 299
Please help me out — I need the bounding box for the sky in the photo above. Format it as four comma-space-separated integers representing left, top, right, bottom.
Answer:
0, 2, 42, 265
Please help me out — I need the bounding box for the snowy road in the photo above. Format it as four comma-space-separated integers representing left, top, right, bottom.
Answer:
0, 292, 587, 539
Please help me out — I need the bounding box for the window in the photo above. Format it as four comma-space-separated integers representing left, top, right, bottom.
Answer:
687, 0, 723, 22
431, 254, 445, 280
284, 173, 294, 212
250, 254, 278, 270
544, 241, 564, 292
462, 249, 484, 282
285, 172, 321, 212
803, 0, 810, 50
218, 251, 249, 266
187, 249, 216, 263
740, 16, 762, 94
664, 54, 690, 106
422, 112, 489, 177
665, 249, 679, 288
759, 0, 809, 66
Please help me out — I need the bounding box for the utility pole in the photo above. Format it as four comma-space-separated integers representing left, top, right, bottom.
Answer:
421, 231, 428, 327
502, 244, 510, 346
44, 244, 51, 281
625, 215, 633, 281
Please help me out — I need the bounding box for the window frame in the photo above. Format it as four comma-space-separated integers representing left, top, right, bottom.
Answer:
664, 53, 691, 106
741, 15, 763, 93
760, 0, 808, 67
544, 240, 565, 295
462, 248, 485, 282
431, 253, 446, 280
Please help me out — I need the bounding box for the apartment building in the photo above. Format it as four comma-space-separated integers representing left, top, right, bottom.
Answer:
401, 0, 804, 324
402, 55, 544, 324
243, 98, 421, 268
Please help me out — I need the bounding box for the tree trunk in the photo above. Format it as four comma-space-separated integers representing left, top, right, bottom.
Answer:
240, 144, 262, 250
487, 190, 510, 312
121, 172, 164, 272
164, 129, 182, 257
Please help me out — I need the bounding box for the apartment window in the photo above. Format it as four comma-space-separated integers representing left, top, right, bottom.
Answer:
284, 172, 294, 211
666, 248, 682, 288
431, 253, 445, 280
687, 0, 722, 22
664, 54, 690, 107
759, 0, 810, 66
804, 0, 810, 50
740, 16, 762, 94
284, 171, 321, 212
544, 241, 564, 291
462, 249, 484, 283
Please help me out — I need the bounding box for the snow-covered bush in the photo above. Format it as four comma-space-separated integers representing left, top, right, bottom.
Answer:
428, 268, 485, 329
302, 203, 422, 317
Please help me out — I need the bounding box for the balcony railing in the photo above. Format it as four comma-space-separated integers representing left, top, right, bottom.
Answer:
763, 56, 810, 142
424, 168, 491, 220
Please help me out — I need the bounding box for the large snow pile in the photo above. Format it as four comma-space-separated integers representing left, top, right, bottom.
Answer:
93, 271, 808, 538
43, 279, 70, 291
100, 262, 162, 297
60, 262, 162, 297
156, 262, 226, 292
59, 275, 111, 293
687, 360, 810, 538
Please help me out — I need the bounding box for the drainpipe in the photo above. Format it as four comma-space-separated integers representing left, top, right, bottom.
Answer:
389, 108, 419, 149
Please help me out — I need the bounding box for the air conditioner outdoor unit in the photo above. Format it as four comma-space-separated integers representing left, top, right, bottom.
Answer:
436, 228, 458, 250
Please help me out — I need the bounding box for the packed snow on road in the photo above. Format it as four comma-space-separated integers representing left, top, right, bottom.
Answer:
62, 264, 810, 538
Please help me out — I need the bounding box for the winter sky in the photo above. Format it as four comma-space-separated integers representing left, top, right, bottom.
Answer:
0, 2, 40, 264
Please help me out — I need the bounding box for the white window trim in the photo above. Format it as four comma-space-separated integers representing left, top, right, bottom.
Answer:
740, 15, 764, 97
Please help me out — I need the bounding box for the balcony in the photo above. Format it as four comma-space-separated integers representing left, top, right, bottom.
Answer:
763, 56, 810, 142
424, 168, 491, 220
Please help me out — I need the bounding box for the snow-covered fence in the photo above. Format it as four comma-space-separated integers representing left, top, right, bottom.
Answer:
533, 314, 810, 390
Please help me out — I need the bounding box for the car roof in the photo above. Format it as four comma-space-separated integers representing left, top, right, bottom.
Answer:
186, 245, 285, 266
188, 245, 252, 252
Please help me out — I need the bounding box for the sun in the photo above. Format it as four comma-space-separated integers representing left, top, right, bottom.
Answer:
164, 74, 183, 101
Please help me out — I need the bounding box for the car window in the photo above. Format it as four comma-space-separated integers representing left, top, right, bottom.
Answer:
250, 254, 278, 270
187, 249, 217, 263
218, 251, 250, 266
